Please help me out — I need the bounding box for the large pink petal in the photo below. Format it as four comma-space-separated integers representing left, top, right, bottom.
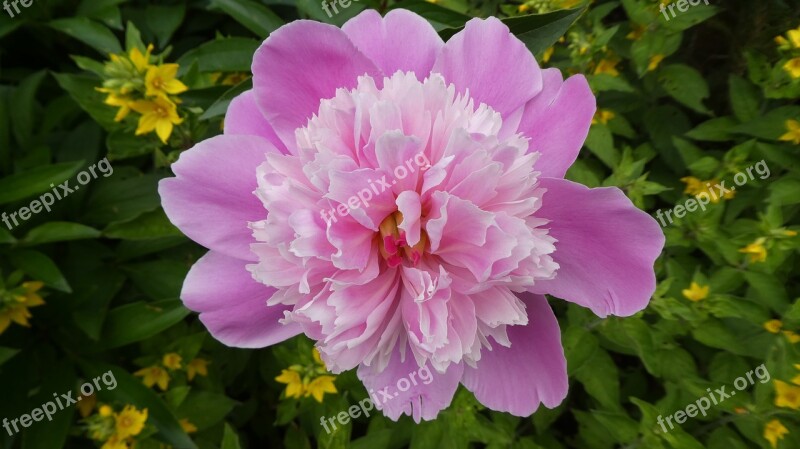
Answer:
224, 90, 288, 154
517, 71, 595, 178
342, 9, 443, 80
432, 17, 542, 120
182, 251, 301, 348
531, 178, 665, 317
357, 347, 463, 422
252, 20, 382, 151
159, 134, 277, 261
461, 293, 567, 416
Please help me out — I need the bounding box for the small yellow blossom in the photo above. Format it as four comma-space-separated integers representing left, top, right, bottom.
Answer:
783, 230, 798, 237
774, 380, 800, 409
682, 282, 709, 302
592, 109, 615, 125
779, 119, 800, 145
99, 405, 114, 417
792, 374, 800, 386
98, 91, 134, 122
733, 407, 748, 414
542, 46, 555, 63
764, 419, 789, 449
784, 330, 800, 344
129, 44, 154, 73
130, 96, 183, 144
134, 365, 170, 391
77, 394, 97, 418
0, 281, 46, 335
627, 24, 646, 41
740, 238, 768, 263
305, 375, 337, 402
681, 176, 704, 195
115, 405, 148, 439
518, 3, 529, 13
594, 57, 620, 76
764, 319, 783, 334
275, 369, 305, 399
101, 435, 129, 449
784, 58, 800, 79
789, 27, 800, 48
186, 358, 210, 381
648, 54, 666, 72
162, 353, 183, 370
145, 64, 188, 98
179, 418, 198, 434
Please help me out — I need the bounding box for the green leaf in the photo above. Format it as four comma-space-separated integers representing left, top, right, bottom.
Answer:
221, 423, 243, 449
100, 299, 190, 348
0, 161, 83, 206
11, 70, 47, 147
685, 117, 737, 142
21, 222, 101, 245
176, 391, 237, 430
585, 125, 620, 168
123, 259, 188, 299
53, 72, 118, 131
729, 75, 760, 122
49, 17, 122, 55
0, 347, 19, 366
107, 129, 160, 161
199, 78, 252, 120
79, 360, 198, 449
21, 361, 76, 449
103, 209, 182, 240
211, 0, 283, 38
177, 38, 260, 75
658, 64, 711, 114
9, 249, 71, 292
501, 7, 586, 55
83, 172, 165, 224
144, 4, 186, 48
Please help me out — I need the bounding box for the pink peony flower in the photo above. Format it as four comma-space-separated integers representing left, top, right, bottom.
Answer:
159, 9, 665, 421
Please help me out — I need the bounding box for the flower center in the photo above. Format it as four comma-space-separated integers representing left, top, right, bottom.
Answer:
377, 212, 427, 268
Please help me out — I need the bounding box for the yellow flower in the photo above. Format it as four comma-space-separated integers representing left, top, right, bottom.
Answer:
764, 319, 783, 334
0, 281, 46, 335
115, 405, 148, 439
764, 419, 789, 449
130, 96, 183, 144
784, 330, 800, 344
99, 405, 114, 417
186, 358, 210, 381
784, 58, 800, 79
305, 375, 337, 403
556, 0, 582, 7
134, 365, 170, 391
179, 418, 198, 434
779, 119, 800, 145
681, 176, 705, 195
104, 92, 133, 122
129, 44, 154, 73
592, 109, 615, 125
682, 282, 709, 302
162, 353, 183, 370
145, 64, 188, 98
77, 393, 97, 418
788, 27, 800, 48
517, 3, 529, 13
648, 54, 665, 72
542, 46, 555, 63
275, 369, 305, 399
739, 238, 768, 263
594, 57, 620, 76
792, 374, 800, 386
783, 230, 798, 237
775, 35, 789, 47
774, 380, 800, 409
101, 435, 129, 449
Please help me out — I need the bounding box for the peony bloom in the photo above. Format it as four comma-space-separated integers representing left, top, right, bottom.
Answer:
159, 9, 664, 421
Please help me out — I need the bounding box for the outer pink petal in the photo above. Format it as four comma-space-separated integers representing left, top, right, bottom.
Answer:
432, 17, 542, 120
224, 90, 289, 154
357, 347, 463, 422
531, 178, 665, 317
252, 20, 382, 151
517, 71, 595, 178
182, 251, 301, 348
159, 134, 277, 261
342, 9, 443, 80
461, 293, 567, 416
